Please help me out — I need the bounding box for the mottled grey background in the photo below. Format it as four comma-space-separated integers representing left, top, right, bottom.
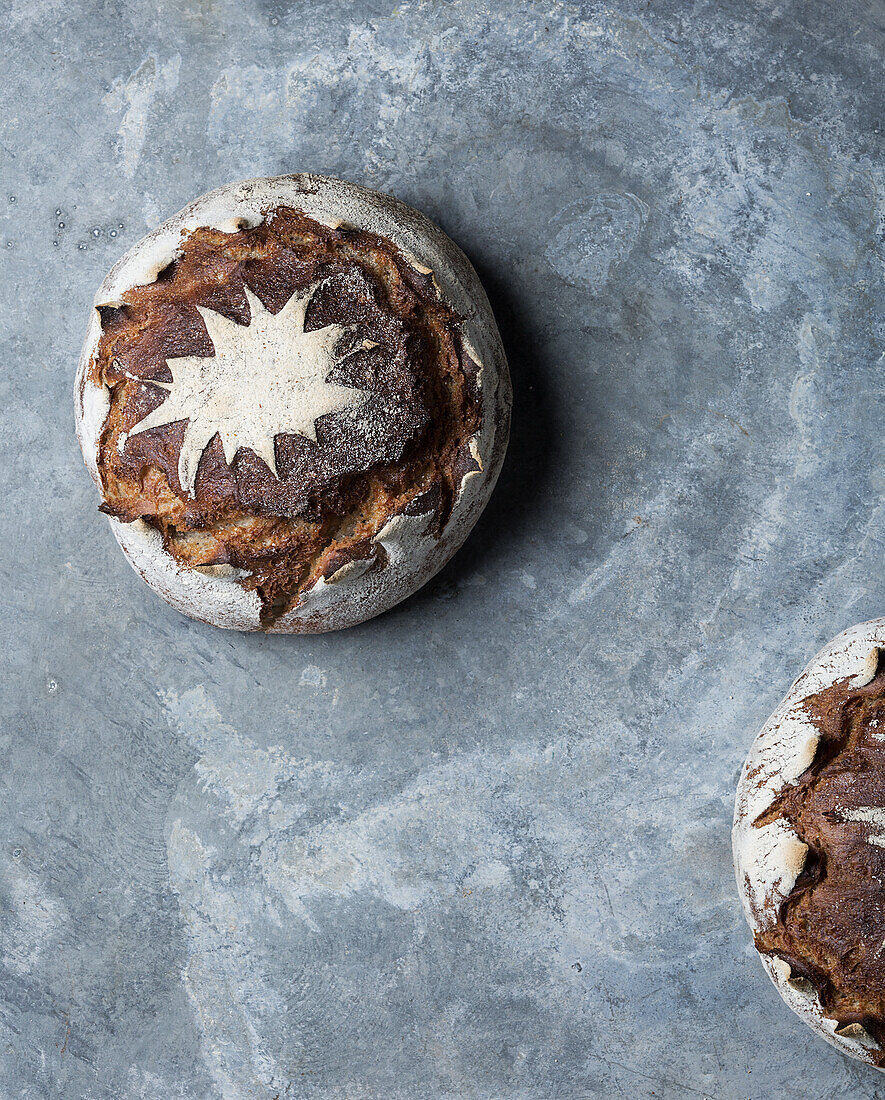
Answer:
1, 0, 883, 1097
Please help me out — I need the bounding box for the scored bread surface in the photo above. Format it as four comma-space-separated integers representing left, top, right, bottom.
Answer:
733, 618, 885, 1066
75, 175, 511, 632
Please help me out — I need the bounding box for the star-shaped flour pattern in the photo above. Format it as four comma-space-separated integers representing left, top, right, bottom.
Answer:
128, 284, 370, 494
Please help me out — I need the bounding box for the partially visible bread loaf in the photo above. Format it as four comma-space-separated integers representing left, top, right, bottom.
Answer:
75, 176, 511, 631
734, 619, 885, 1067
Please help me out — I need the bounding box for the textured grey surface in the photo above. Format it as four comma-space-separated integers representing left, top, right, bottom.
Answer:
1, 0, 884, 1096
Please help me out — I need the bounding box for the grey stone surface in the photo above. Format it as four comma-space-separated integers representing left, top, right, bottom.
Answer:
1, 0, 883, 1096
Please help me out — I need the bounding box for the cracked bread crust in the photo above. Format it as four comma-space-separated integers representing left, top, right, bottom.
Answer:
733, 619, 885, 1068
75, 176, 511, 632
756, 661, 885, 1055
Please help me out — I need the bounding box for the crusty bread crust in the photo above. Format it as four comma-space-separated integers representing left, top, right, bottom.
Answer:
75, 175, 511, 632
733, 618, 885, 1066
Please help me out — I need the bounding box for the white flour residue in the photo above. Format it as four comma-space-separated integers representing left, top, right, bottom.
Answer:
839, 806, 885, 849
127, 283, 368, 494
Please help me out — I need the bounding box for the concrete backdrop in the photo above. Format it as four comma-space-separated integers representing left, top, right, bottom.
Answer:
2, 0, 884, 1096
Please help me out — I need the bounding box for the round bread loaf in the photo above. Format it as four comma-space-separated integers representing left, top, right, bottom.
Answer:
734, 618, 885, 1066
75, 176, 511, 632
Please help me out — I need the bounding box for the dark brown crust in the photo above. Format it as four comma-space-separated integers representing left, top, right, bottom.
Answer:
90, 208, 482, 626
754, 652, 885, 1061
